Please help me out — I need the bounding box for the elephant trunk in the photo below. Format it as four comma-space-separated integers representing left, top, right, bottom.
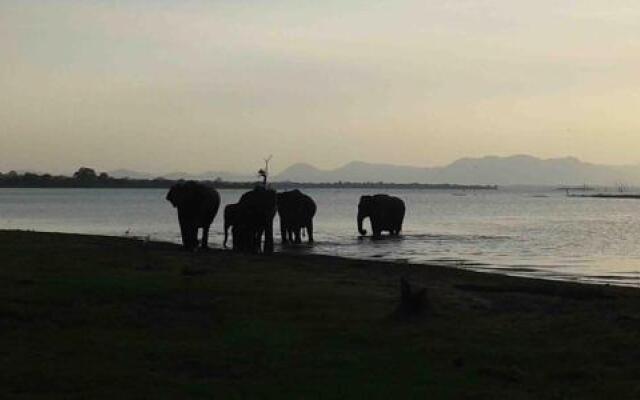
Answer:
357, 212, 367, 236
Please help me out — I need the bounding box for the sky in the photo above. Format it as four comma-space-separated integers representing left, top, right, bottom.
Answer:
1, 0, 640, 174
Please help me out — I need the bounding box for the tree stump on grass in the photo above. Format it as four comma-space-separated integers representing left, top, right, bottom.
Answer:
395, 277, 429, 319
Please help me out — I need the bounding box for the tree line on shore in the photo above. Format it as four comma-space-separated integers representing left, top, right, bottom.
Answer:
0, 167, 498, 190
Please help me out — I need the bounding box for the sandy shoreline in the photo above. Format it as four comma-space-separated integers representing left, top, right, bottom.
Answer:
11, 227, 640, 289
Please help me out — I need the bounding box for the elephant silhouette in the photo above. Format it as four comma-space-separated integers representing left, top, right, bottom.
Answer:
277, 189, 316, 244
166, 181, 220, 250
357, 194, 405, 238
231, 186, 277, 254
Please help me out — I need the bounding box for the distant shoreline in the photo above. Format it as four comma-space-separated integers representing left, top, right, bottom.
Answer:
0, 170, 498, 190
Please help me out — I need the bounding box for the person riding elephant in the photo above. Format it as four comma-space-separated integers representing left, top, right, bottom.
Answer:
277, 189, 316, 244
166, 181, 221, 250
223, 203, 239, 248
357, 194, 405, 239
232, 186, 277, 254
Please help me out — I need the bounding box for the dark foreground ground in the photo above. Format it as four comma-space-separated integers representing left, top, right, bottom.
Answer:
1, 230, 640, 399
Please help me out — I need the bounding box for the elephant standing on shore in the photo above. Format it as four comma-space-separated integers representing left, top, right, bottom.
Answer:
277, 189, 316, 244
232, 186, 277, 254
166, 181, 221, 250
357, 194, 405, 239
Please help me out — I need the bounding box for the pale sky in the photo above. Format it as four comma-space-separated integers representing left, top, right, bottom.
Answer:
2, 1, 640, 174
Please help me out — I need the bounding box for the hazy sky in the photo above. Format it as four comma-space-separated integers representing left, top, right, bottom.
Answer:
2, 1, 640, 174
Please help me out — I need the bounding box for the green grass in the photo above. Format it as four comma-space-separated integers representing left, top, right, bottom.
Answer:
1, 230, 640, 399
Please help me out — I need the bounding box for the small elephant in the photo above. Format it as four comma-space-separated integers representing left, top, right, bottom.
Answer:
223, 203, 239, 248
277, 189, 316, 244
232, 186, 277, 254
357, 194, 405, 238
166, 181, 221, 250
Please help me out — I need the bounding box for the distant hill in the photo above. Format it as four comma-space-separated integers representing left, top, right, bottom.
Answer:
274, 155, 640, 185
274, 162, 428, 183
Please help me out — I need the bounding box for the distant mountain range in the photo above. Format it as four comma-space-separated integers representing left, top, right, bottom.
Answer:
108, 155, 640, 186
276, 155, 640, 185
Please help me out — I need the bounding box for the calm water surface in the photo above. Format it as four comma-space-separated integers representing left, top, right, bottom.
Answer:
2, 187, 640, 286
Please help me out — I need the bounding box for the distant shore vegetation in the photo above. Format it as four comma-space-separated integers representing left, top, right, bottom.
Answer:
0, 167, 498, 190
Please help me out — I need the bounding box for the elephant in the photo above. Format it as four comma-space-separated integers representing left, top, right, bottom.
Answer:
223, 203, 239, 248
166, 181, 221, 250
231, 186, 277, 254
277, 189, 316, 244
357, 194, 405, 238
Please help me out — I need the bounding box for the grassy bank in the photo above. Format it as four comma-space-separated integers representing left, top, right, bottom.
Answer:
1, 230, 640, 399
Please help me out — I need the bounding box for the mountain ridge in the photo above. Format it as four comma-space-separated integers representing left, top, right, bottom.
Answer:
105, 155, 640, 185
275, 156, 640, 185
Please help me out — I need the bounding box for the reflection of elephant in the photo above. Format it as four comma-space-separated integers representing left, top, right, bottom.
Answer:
357, 194, 405, 238
223, 203, 239, 248
232, 187, 277, 254
277, 189, 316, 244
166, 181, 221, 250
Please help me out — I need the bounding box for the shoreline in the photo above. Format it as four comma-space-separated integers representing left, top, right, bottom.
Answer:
5, 228, 638, 289
4, 228, 639, 296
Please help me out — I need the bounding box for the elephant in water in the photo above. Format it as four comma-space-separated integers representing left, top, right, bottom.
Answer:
231, 186, 277, 254
277, 189, 316, 244
357, 194, 405, 239
166, 181, 221, 250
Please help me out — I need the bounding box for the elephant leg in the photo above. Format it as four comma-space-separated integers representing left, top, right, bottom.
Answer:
241, 227, 251, 252
289, 229, 294, 243
185, 225, 198, 250
178, 215, 191, 250
281, 222, 288, 245
245, 228, 253, 252
294, 227, 302, 244
371, 221, 382, 239
231, 226, 237, 250
232, 225, 241, 251
201, 225, 210, 249
242, 226, 253, 252
193, 227, 200, 249
264, 221, 274, 255
179, 226, 190, 250
307, 220, 314, 243
223, 224, 230, 248
188, 228, 199, 250
251, 229, 262, 253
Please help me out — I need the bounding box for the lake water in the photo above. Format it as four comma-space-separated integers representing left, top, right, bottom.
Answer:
2, 187, 640, 287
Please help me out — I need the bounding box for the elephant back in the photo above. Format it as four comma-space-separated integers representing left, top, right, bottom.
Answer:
239, 187, 277, 219
277, 190, 316, 218
167, 181, 220, 221
363, 193, 405, 216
